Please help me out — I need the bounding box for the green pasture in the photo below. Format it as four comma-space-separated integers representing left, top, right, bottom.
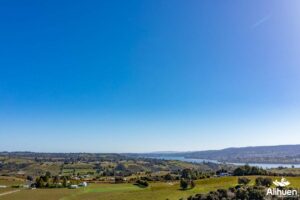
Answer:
1, 176, 300, 200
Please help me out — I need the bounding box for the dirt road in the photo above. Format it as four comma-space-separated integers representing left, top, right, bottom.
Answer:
0, 190, 20, 197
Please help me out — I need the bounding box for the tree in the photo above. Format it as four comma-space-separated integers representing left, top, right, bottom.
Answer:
181, 169, 193, 179
62, 177, 68, 187
180, 179, 188, 190
248, 186, 265, 200
36, 177, 44, 188
53, 176, 60, 184
217, 189, 228, 199
206, 191, 219, 200
233, 165, 267, 176
45, 171, 51, 178
26, 175, 33, 182
238, 177, 251, 185
236, 187, 249, 200
262, 178, 272, 187
115, 163, 126, 171
255, 177, 263, 186
39, 175, 48, 183
233, 167, 245, 176
164, 173, 173, 181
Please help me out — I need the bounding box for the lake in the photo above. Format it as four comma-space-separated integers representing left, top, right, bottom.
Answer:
147, 156, 300, 169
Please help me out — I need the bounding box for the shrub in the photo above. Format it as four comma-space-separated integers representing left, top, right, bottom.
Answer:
135, 179, 149, 187
180, 179, 188, 190
164, 173, 173, 181
238, 177, 251, 185
255, 177, 272, 187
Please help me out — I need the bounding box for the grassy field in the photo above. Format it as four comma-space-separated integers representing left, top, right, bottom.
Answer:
0, 176, 25, 194
1, 176, 300, 200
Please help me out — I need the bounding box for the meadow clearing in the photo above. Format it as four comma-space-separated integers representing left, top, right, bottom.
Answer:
1, 176, 300, 200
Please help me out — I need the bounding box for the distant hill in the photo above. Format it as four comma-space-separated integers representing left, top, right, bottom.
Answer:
143, 145, 300, 164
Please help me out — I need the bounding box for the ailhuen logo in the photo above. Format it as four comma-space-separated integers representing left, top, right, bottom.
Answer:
273, 177, 290, 187
266, 177, 298, 197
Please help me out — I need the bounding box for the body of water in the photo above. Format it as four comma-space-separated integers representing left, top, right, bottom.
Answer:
148, 156, 300, 169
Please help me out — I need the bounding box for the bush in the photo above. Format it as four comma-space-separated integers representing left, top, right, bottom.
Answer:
217, 189, 227, 198
135, 179, 149, 187
238, 177, 251, 185
187, 186, 268, 200
164, 173, 173, 181
11, 185, 22, 188
180, 179, 188, 190
255, 177, 272, 187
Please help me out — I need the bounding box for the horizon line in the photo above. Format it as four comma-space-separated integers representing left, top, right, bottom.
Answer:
1, 143, 300, 154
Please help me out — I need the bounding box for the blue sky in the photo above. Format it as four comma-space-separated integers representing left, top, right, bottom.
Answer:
1, 1, 300, 152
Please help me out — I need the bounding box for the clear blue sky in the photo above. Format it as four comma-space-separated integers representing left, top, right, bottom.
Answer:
1, 1, 300, 152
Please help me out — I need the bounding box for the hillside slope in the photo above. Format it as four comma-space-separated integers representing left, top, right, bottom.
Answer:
146, 145, 300, 164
